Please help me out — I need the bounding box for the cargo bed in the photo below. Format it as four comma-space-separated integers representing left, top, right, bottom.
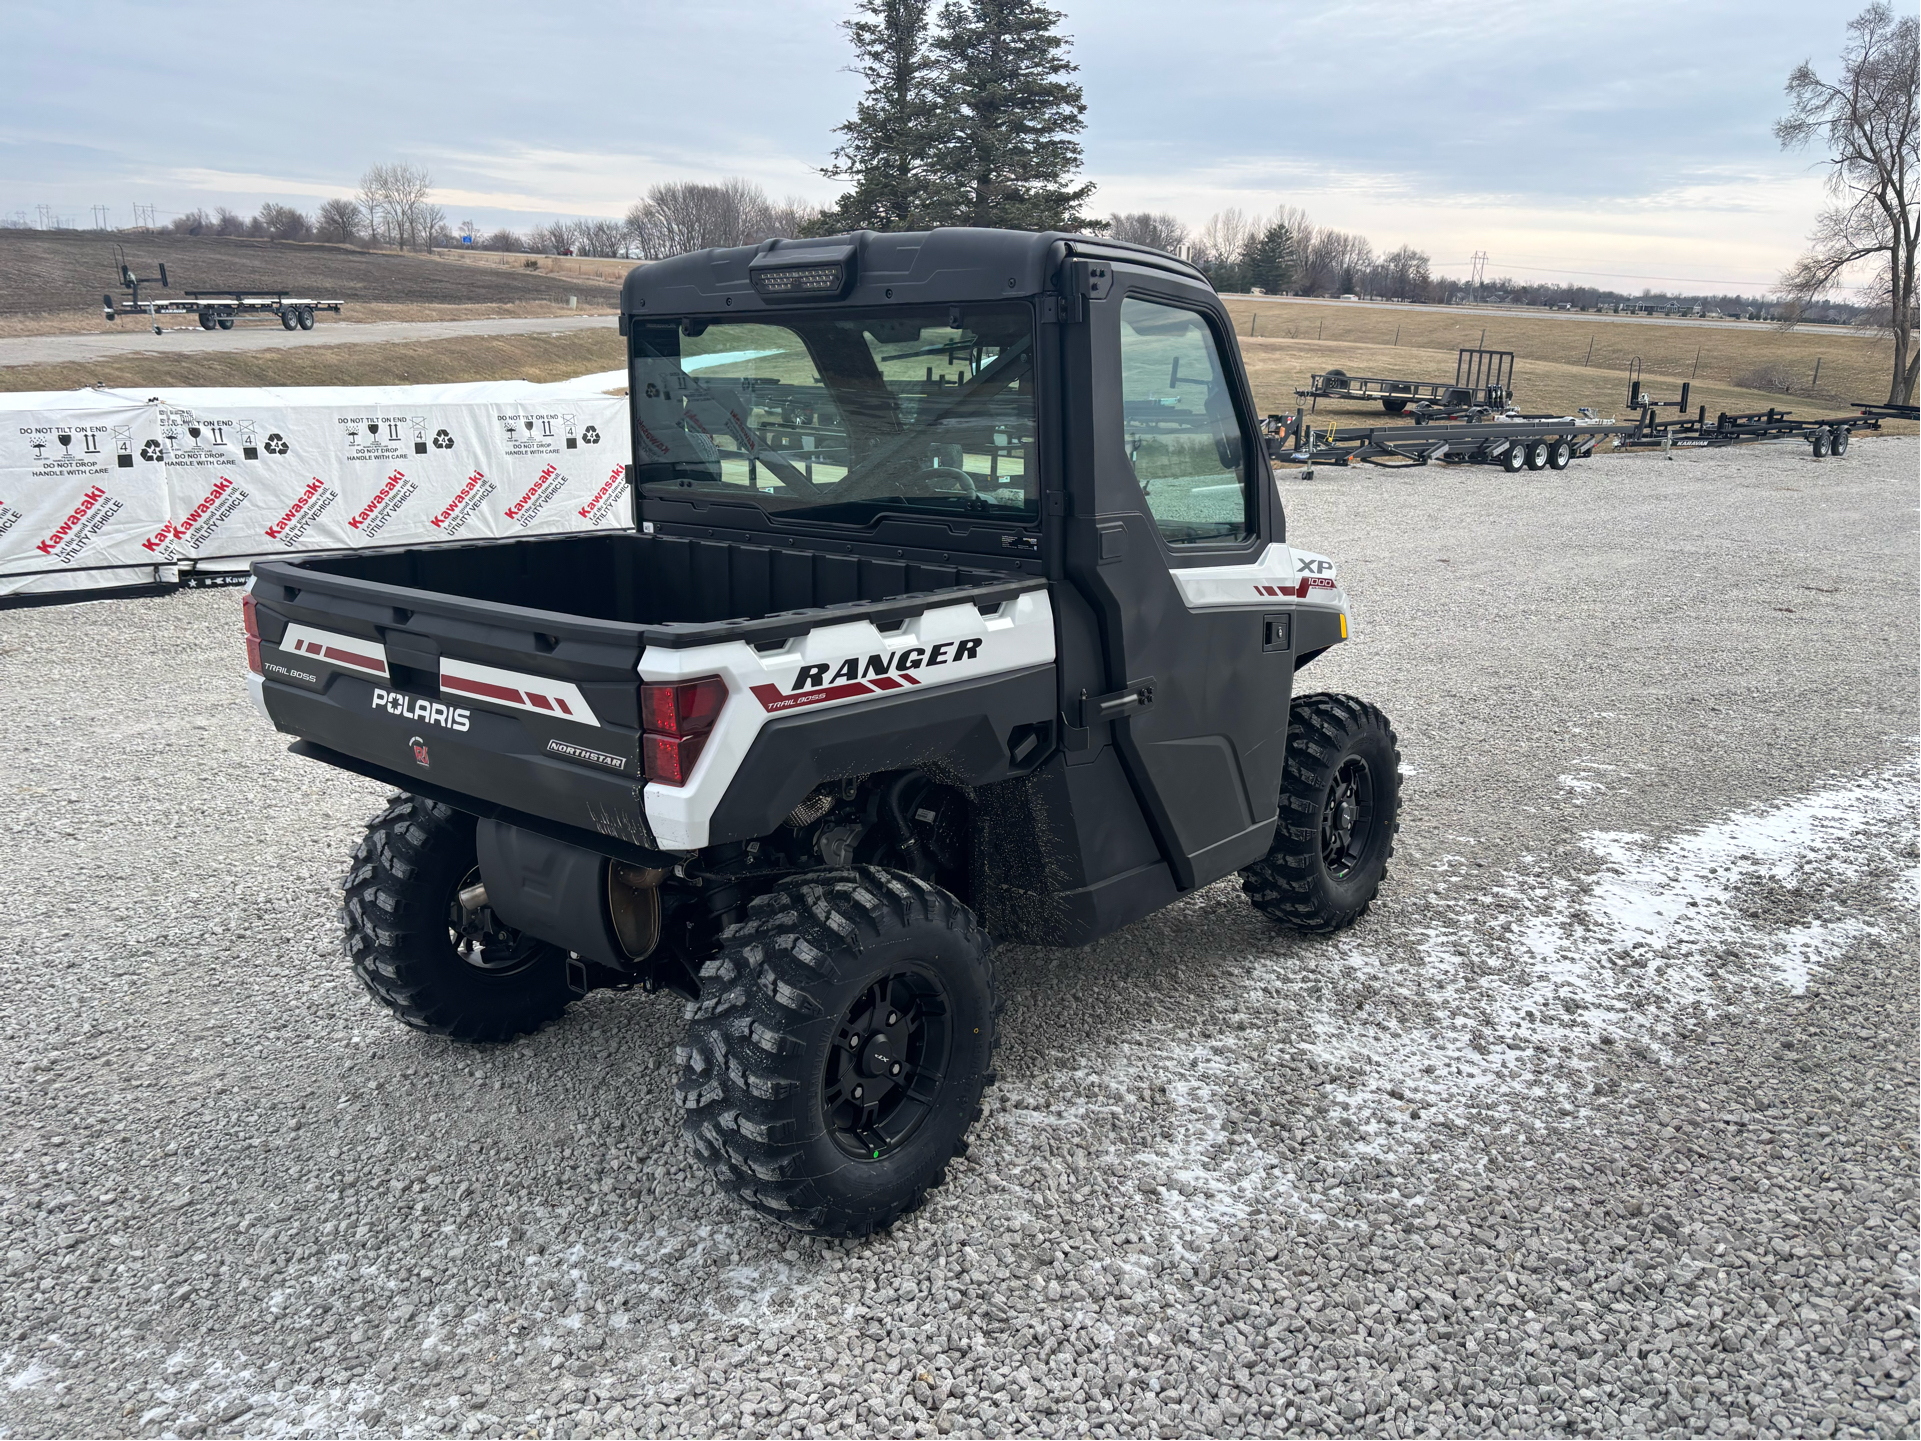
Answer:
248, 533, 1044, 853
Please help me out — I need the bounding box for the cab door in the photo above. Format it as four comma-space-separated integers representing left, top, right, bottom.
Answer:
1059, 261, 1294, 890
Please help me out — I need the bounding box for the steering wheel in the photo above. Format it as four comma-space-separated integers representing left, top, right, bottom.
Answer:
895, 466, 979, 497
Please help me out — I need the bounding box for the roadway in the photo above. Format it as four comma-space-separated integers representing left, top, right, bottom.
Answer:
0, 313, 617, 370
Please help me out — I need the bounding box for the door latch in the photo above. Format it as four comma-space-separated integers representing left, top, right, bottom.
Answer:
1079, 678, 1156, 727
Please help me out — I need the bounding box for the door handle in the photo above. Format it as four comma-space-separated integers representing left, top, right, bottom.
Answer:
1079, 678, 1156, 727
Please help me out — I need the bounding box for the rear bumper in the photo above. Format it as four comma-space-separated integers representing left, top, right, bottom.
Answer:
258, 648, 656, 852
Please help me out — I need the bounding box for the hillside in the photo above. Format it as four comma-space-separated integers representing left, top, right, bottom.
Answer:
0, 230, 626, 319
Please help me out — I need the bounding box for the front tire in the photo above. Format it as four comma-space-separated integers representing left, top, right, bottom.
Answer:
677, 866, 997, 1237
1240, 694, 1401, 933
341, 794, 576, 1042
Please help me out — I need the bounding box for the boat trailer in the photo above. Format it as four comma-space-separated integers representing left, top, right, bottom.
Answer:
100, 249, 343, 335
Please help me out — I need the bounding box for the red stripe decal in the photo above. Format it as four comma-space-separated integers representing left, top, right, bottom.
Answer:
553, 696, 573, 716
900, 672, 920, 685
443, 673, 527, 705
322, 645, 386, 674
528, 693, 554, 711
750, 680, 873, 714
869, 675, 903, 691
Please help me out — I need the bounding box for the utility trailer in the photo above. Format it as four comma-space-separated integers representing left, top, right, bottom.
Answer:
1613, 373, 1881, 458
100, 250, 342, 335
1264, 408, 1631, 472
1297, 348, 1514, 414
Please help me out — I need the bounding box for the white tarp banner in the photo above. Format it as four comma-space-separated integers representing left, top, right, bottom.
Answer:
121, 389, 633, 571
0, 396, 174, 597
0, 383, 634, 598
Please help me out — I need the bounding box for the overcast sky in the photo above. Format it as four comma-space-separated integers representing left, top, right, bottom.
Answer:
4, 0, 1874, 294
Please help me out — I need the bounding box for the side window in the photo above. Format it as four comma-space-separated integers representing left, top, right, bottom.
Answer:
1118, 297, 1253, 545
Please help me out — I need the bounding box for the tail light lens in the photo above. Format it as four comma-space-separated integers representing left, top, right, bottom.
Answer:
242, 592, 262, 676
640, 676, 727, 785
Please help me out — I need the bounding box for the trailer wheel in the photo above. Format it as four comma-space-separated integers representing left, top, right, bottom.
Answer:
1323, 368, 1348, 396
1500, 442, 1528, 473
1545, 438, 1573, 470
1240, 693, 1401, 934
297, 306, 315, 330
1382, 398, 1407, 414
280, 309, 298, 331
216, 311, 234, 331
1810, 427, 1831, 459
341, 794, 577, 1043
1831, 426, 1849, 456
1522, 439, 1550, 470
677, 866, 997, 1237
198, 309, 216, 331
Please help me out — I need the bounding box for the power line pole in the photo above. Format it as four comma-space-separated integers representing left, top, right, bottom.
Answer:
92, 204, 111, 229
1470, 250, 1488, 301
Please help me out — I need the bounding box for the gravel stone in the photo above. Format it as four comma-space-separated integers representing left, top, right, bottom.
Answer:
0, 438, 1915, 1439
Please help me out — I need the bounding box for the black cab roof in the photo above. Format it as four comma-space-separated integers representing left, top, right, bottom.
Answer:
619, 226, 1206, 321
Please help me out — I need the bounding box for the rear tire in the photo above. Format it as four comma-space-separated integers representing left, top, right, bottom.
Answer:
198, 309, 216, 331
280, 309, 298, 330
216, 312, 234, 331
1524, 439, 1550, 470
297, 306, 315, 330
1500, 443, 1528, 473
677, 866, 997, 1237
1545, 438, 1573, 470
342, 794, 576, 1043
1810, 427, 1831, 458
1831, 426, 1849, 456
1240, 694, 1401, 934
1382, 398, 1407, 414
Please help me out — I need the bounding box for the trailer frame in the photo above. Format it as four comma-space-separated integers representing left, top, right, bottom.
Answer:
1296, 347, 1515, 414
99, 250, 343, 335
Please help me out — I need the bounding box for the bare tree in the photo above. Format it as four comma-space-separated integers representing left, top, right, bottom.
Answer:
1775, 2, 1920, 404
356, 166, 387, 249
625, 178, 818, 259
480, 227, 524, 252
256, 203, 311, 241
213, 206, 247, 237
167, 208, 210, 236
1371, 244, 1433, 302
1106, 212, 1188, 254
315, 198, 362, 246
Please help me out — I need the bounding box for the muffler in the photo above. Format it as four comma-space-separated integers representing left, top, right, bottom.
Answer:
607, 863, 664, 961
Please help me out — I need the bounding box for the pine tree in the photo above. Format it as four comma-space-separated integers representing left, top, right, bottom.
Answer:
1244, 223, 1296, 294
815, 0, 940, 233
922, 0, 1096, 231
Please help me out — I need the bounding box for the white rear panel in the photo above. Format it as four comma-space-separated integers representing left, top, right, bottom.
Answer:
640, 589, 1055, 849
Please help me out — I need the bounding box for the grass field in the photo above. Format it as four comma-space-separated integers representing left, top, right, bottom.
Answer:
0, 230, 625, 325
1, 283, 1909, 442
1220, 296, 1901, 413
0, 329, 625, 392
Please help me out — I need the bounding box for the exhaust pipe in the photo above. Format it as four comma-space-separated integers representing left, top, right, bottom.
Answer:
607, 864, 665, 960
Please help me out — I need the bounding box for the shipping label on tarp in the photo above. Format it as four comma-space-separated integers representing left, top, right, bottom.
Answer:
0, 403, 171, 593
147, 397, 631, 563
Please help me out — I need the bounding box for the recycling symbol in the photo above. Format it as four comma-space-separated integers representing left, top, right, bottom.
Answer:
432, 429, 455, 450
139, 439, 165, 462
263, 433, 290, 456
581, 425, 601, 445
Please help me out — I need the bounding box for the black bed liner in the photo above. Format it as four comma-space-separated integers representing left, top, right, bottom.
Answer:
258, 532, 1044, 650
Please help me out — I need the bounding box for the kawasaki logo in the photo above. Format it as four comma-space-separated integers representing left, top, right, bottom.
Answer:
790, 637, 983, 693
371, 689, 471, 732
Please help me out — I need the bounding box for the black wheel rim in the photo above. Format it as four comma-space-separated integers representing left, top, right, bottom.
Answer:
446, 866, 546, 975
822, 969, 952, 1160
1320, 756, 1377, 879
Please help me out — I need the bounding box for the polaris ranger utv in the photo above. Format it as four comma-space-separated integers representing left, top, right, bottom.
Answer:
244, 228, 1401, 1236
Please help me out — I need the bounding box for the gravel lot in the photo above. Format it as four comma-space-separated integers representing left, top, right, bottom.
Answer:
1, 439, 1916, 1440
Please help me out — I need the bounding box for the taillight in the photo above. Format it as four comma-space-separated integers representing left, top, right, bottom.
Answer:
242, 593, 262, 676
639, 676, 727, 785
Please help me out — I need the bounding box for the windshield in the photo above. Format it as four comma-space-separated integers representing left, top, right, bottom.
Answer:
629, 305, 1038, 526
